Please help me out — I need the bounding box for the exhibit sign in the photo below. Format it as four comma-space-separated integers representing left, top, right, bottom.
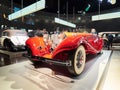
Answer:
8, 0, 45, 20
54, 17, 76, 28
92, 12, 120, 21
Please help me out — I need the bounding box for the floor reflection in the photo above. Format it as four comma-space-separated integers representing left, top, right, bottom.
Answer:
0, 53, 28, 67
0, 56, 11, 66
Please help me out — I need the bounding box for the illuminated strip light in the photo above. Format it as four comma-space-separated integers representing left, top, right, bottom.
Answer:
55, 17, 76, 28
8, 0, 45, 20
92, 12, 120, 21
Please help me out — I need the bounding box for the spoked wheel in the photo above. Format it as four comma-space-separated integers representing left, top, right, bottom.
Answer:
68, 45, 86, 76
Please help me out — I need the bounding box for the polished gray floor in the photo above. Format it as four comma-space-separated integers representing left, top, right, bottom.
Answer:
99, 46, 120, 90
0, 50, 112, 90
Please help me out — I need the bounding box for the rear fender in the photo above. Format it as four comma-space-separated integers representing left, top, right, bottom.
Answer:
26, 42, 44, 57
26, 37, 51, 57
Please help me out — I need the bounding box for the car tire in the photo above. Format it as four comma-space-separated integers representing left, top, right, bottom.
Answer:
27, 47, 43, 66
68, 45, 86, 76
27, 47, 33, 58
4, 40, 13, 51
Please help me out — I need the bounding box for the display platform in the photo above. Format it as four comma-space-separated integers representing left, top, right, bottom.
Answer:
0, 50, 27, 66
0, 50, 27, 59
0, 50, 111, 90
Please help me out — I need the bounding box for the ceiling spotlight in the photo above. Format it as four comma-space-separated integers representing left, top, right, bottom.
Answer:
98, 0, 103, 2
107, 0, 116, 4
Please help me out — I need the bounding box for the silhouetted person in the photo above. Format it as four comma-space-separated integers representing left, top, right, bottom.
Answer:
107, 34, 113, 50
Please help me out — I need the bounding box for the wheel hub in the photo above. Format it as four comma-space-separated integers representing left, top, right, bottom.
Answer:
76, 51, 83, 68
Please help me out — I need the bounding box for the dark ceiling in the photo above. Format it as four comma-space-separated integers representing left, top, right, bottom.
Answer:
12, 0, 120, 14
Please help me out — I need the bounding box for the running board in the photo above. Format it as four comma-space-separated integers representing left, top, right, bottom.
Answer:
24, 54, 72, 66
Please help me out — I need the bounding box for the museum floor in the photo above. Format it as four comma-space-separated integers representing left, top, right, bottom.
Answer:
0, 46, 120, 90
99, 46, 120, 90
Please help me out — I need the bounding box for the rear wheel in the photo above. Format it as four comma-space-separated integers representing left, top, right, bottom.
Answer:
27, 47, 33, 58
68, 45, 86, 76
26, 47, 43, 66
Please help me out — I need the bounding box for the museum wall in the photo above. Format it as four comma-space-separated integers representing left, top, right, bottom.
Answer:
0, 0, 120, 32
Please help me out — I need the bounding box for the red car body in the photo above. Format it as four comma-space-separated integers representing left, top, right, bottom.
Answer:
25, 32, 103, 76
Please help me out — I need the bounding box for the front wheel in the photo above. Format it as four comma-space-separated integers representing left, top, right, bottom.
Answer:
4, 41, 13, 51
68, 45, 86, 76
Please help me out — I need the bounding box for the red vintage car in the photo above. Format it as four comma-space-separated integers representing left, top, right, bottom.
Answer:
25, 32, 103, 76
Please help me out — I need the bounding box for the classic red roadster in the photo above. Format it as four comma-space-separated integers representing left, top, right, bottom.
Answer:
25, 32, 103, 76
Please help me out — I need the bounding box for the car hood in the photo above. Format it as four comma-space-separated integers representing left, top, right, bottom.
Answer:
11, 36, 29, 45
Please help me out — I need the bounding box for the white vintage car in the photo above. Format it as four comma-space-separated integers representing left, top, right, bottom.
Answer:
0, 29, 29, 51
98, 31, 120, 48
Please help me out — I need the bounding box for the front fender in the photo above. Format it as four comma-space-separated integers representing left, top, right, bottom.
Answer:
0, 37, 10, 46
52, 36, 83, 59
